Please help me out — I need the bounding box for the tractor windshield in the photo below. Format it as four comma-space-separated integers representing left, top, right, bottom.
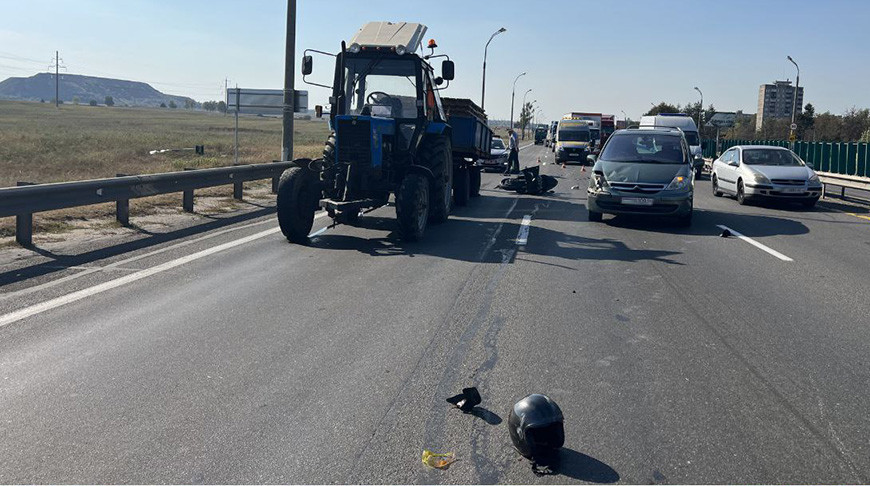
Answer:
343, 56, 419, 119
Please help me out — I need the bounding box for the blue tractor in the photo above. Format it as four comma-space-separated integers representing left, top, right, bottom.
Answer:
277, 21, 488, 244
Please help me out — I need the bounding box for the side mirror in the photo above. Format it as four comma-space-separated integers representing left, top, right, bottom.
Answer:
806, 162, 814, 169
587, 154, 597, 164
314, 105, 323, 118
441, 60, 455, 81
301, 55, 313, 76
728, 160, 739, 167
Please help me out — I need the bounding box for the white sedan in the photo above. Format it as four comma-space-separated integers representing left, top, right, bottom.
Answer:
711, 145, 822, 208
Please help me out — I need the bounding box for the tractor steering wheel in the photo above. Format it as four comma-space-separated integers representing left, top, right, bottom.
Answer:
366, 91, 394, 105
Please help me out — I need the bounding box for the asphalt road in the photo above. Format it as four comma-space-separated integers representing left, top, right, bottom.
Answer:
2, 143, 870, 484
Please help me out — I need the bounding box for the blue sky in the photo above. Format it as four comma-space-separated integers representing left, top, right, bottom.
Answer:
1, 0, 868, 121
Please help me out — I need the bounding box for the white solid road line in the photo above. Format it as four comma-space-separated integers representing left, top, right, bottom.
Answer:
0, 212, 331, 328
516, 215, 532, 245
0, 227, 283, 328
0, 212, 327, 302
519, 142, 535, 151
716, 225, 794, 262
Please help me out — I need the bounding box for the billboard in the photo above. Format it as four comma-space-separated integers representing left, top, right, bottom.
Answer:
226, 88, 308, 115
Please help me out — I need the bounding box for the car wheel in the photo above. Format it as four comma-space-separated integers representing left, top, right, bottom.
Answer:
736, 180, 747, 205
588, 210, 603, 222
712, 174, 723, 197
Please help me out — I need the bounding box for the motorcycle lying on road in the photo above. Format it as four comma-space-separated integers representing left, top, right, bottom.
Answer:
499, 166, 558, 195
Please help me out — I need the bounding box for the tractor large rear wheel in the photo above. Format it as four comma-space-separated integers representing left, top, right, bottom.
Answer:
419, 136, 452, 224
396, 174, 429, 241
276, 166, 318, 244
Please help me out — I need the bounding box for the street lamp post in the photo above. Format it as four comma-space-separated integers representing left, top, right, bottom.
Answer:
621, 110, 628, 129
521, 89, 532, 139
694, 86, 703, 130
787, 55, 800, 147
481, 27, 506, 112
510, 71, 526, 134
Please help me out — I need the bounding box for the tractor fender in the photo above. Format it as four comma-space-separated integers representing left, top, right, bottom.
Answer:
291, 157, 319, 172
406, 164, 435, 182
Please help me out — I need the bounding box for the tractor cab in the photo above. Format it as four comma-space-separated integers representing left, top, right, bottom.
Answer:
281, 21, 458, 242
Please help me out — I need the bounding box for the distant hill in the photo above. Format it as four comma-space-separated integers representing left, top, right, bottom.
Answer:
0, 73, 197, 107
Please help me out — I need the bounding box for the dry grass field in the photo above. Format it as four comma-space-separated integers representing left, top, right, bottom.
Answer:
0, 100, 331, 242
0, 100, 330, 187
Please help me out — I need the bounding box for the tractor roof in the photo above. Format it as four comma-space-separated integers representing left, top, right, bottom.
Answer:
349, 22, 428, 54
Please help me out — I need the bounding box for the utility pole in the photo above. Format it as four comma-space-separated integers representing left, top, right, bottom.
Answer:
694, 86, 703, 130
224, 78, 229, 116
787, 55, 800, 148
281, 0, 296, 161
481, 27, 506, 112
510, 72, 526, 134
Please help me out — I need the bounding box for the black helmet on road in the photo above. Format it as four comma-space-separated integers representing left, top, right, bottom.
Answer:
508, 394, 565, 460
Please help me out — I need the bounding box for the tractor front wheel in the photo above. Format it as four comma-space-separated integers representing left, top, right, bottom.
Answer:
276, 167, 318, 244
396, 174, 429, 241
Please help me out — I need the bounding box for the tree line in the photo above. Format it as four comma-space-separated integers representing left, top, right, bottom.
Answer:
646, 101, 870, 143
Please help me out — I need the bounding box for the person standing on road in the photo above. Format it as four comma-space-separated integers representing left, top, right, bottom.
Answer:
505, 129, 520, 175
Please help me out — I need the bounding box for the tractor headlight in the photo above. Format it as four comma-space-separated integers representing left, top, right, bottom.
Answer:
348, 43, 361, 54
395, 45, 406, 56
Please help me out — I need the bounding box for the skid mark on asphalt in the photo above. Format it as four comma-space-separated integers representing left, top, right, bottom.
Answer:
716, 225, 793, 262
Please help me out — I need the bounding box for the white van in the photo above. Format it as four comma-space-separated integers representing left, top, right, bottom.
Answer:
640, 114, 704, 177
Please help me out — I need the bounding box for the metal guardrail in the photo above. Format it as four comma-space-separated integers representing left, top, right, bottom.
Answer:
816, 171, 870, 200
0, 161, 295, 247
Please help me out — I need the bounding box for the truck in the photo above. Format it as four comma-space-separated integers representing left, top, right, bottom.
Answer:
277, 21, 491, 243
567, 112, 602, 151
552, 115, 594, 164
545, 120, 558, 148
534, 126, 548, 144
600, 114, 616, 149
640, 113, 704, 177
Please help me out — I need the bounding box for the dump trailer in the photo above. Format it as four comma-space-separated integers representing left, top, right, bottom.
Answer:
277, 21, 483, 244
442, 97, 491, 205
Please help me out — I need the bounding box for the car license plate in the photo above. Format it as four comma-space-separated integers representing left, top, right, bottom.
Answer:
781, 187, 804, 193
568, 153, 579, 157
622, 197, 654, 206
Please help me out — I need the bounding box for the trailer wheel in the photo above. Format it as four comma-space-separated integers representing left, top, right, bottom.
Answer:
469, 166, 481, 197
396, 174, 429, 241
276, 167, 318, 244
420, 136, 452, 224
454, 166, 470, 206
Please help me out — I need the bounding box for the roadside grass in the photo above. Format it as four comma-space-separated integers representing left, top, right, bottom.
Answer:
0, 100, 329, 187
0, 100, 330, 243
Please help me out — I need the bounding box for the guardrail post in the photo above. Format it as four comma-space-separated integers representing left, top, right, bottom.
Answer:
15, 182, 35, 247
115, 173, 130, 226
272, 176, 279, 194
182, 168, 195, 212
232, 164, 243, 200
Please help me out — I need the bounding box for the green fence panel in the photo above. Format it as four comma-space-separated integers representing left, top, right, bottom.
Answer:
815, 142, 824, 171
846, 142, 858, 175
838, 143, 848, 174
858, 143, 868, 178
820, 143, 831, 172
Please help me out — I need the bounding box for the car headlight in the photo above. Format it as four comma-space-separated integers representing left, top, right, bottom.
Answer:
809, 172, 820, 183
749, 171, 771, 185
666, 174, 691, 191
557, 146, 564, 152
590, 172, 610, 192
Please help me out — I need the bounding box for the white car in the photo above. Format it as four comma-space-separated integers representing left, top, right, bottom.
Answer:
711, 145, 822, 207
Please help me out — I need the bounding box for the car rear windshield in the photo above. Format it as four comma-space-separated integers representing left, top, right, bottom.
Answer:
742, 149, 803, 166
683, 130, 700, 146
558, 130, 590, 142
600, 133, 686, 163
491, 139, 505, 149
